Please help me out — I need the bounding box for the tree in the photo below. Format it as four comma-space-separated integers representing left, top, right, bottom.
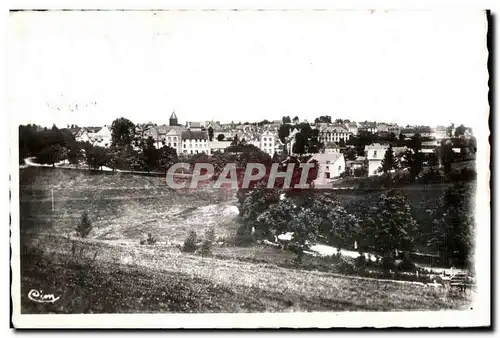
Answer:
399, 132, 405, 141
85, 145, 108, 170
76, 211, 92, 238
428, 152, 439, 169
217, 134, 225, 141
282, 116, 292, 124
182, 231, 198, 253
446, 123, 455, 138
292, 132, 307, 155
38, 144, 67, 167
208, 126, 214, 141
278, 124, 291, 143
338, 138, 346, 148
381, 145, 397, 173
344, 147, 357, 161
454, 124, 466, 137
289, 208, 321, 263
111, 117, 136, 148
157, 145, 178, 174
361, 190, 416, 260
439, 142, 455, 175
292, 116, 299, 124
67, 145, 83, 168
429, 184, 474, 268
231, 134, 239, 147
142, 136, 158, 172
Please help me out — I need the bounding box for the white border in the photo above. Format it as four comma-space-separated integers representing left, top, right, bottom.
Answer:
5, 2, 493, 330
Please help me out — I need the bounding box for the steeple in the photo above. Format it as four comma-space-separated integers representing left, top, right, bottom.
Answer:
169, 110, 178, 126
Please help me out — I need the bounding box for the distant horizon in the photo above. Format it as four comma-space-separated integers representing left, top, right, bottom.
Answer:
19, 116, 466, 130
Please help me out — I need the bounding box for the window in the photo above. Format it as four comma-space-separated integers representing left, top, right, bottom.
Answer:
183, 144, 186, 148
168, 143, 171, 147
173, 143, 177, 147
183, 150, 187, 154
338, 166, 342, 172
190, 150, 193, 154
373, 150, 377, 157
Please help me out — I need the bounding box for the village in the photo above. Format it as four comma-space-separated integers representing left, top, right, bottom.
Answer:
48, 111, 476, 185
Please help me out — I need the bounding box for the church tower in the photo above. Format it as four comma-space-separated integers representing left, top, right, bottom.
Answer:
169, 110, 178, 126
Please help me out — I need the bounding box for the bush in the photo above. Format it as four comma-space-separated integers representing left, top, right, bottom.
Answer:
397, 258, 417, 272
380, 255, 397, 271
199, 227, 215, 257
182, 231, 198, 253
336, 258, 356, 274
76, 211, 92, 238
354, 254, 367, 268
417, 169, 445, 184
140, 233, 158, 245
233, 224, 255, 246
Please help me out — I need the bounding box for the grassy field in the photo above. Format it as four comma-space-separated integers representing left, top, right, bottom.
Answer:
21, 235, 471, 313
18, 167, 473, 313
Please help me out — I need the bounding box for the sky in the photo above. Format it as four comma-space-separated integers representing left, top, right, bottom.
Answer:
7, 10, 489, 129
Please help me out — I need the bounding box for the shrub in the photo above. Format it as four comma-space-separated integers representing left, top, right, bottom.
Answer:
139, 233, 157, 245
354, 254, 367, 268
397, 258, 417, 272
76, 211, 92, 238
146, 233, 157, 245
233, 224, 255, 246
380, 255, 397, 271
336, 258, 355, 274
199, 227, 215, 256
182, 231, 198, 253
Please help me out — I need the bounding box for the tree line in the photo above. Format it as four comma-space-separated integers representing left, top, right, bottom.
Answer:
19, 118, 178, 173
237, 182, 474, 269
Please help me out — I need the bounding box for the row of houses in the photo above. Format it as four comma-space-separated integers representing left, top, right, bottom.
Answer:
73, 112, 280, 157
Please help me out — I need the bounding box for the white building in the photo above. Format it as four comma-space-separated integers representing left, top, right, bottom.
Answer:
319, 125, 351, 144
92, 126, 112, 148
165, 128, 183, 155
364, 143, 389, 176
181, 130, 209, 155
308, 153, 346, 185
208, 140, 232, 154
260, 130, 276, 155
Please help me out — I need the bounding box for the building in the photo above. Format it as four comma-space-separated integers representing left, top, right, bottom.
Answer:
165, 128, 183, 155
75, 128, 92, 143
186, 121, 204, 131
433, 126, 448, 140
169, 111, 178, 126
364, 143, 389, 176
319, 125, 351, 144
208, 140, 232, 154
323, 141, 340, 154
346, 122, 358, 136
260, 130, 276, 155
181, 130, 209, 155
308, 153, 346, 185
358, 122, 378, 134
91, 125, 112, 148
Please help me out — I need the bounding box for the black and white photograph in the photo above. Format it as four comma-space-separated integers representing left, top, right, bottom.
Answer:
8, 7, 491, 329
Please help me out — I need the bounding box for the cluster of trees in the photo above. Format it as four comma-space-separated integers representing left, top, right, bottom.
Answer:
238, 184, 474, 268
19, 118, 179, 173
